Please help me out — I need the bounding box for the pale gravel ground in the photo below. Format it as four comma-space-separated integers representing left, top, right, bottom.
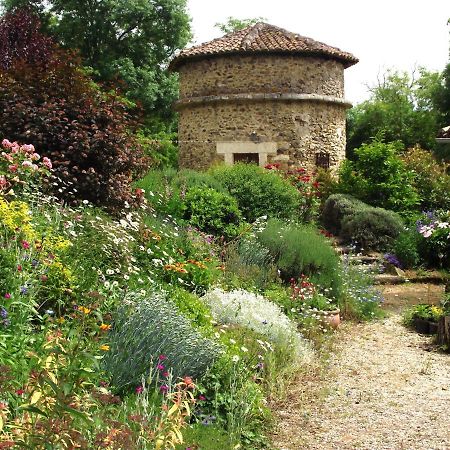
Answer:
271, 314, 450, 450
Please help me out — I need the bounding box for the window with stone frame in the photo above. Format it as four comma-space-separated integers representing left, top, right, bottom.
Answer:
233, 153, 259, 164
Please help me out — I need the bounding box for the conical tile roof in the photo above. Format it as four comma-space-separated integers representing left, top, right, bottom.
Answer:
169, 22, 358, 70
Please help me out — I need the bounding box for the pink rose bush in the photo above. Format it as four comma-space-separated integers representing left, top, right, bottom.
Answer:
0, 139, 51, 194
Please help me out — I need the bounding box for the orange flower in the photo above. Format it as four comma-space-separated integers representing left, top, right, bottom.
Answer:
99, 323, 111, 332
78, 306, 91, 315
182, 376, 195, 389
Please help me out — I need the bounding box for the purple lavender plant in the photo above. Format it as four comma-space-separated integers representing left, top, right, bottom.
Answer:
384, 253, 403, 269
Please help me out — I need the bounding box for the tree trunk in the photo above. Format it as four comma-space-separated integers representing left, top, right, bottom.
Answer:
437, 315, 450, 348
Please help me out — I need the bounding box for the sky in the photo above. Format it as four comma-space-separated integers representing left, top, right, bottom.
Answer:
186, 0, 450, 104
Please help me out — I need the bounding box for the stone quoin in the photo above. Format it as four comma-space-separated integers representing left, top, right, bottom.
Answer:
169, 22, 358, 171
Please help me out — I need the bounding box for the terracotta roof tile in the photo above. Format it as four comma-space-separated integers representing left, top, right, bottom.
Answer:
169, 22, 358, 70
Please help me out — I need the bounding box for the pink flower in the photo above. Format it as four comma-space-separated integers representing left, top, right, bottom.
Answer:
0, 176, 7, 188
42, 157, 52, 169
2, 139, 13, 148
135, 385, 143, 394
22, 160, 33, 168
1, 152, 13, 162
22, 241, 30, 250
10, 143, 19, 153
4, 293, 11, 299
8, 164, 18, 172
17, 265, 22, 272
158, 354, 167, 361
157, 363, 165, 371
160, 384, 168, 393
21, 144, 35, 154
31, 153, 40, 161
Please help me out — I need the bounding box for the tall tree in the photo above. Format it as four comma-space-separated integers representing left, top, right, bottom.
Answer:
346, 69, 446, 156
1, 0, 192, 130
215, 16, 267, 34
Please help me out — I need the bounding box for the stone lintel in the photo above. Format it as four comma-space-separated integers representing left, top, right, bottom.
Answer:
216, 141, 277, 167
175, 92, 352, 110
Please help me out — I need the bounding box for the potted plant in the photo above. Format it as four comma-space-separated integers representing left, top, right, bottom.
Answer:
406, 304, 443, 334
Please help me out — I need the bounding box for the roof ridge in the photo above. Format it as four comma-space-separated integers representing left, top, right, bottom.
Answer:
241, 22, 265, 48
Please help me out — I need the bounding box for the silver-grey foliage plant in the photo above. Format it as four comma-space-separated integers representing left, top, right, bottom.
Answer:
103, 290, 223, 391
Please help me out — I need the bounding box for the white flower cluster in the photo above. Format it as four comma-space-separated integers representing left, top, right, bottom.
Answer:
202, 288, 312, 361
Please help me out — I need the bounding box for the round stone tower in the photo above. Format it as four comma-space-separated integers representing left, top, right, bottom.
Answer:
169, 23, 358, 171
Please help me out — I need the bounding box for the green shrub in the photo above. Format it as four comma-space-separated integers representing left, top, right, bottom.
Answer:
169, 287, 216, 337
137, 169, 230, 220
340, 208, 404, 250
210, 164, 300, 222
321, 193, 367, 235
138, 130, 179, 169
402, 146, 450, 212
103, 290, 222, 391
181, 187, 244, 239
404, 304, 444, 325
393, 229, 421, 268
255, 219, 342, 295
173, 169, 228, 194
339, 140, 419, 214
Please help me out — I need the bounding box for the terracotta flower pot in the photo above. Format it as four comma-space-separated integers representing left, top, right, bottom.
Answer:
317, 309, 341, 329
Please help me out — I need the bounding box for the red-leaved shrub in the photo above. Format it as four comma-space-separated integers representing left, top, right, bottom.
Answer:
0, 9, 148, 211
0, 8, 55, 70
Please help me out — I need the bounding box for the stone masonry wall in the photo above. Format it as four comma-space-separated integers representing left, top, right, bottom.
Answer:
178, 99, 346, 171
178, 54, 345, 99
176, 53, 349, 171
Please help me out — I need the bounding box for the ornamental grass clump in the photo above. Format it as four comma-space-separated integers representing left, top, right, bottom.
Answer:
202, 288, 312, 361
103, 290, 222, 391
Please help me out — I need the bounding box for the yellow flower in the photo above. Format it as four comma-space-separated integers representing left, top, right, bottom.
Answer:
99, 323, 111, 331
57, 317, 65, 324
100, 345, 110, 351
78, 306, 91, 315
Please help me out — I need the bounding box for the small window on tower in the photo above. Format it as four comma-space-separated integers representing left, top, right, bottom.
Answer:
315, 152, 330, 169
233, 153, 259, 164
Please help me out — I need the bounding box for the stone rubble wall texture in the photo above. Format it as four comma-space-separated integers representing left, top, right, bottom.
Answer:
176, 53, 349, 171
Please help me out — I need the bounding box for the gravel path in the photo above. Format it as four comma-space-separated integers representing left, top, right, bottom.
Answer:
271, 314, 450, 450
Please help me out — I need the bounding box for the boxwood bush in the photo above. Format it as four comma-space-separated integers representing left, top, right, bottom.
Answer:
321, 194, 367, 235
340, 208, 404, 250
322, 193, 404, 251
181, 187, 244, 239
210, 164, 300, 222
